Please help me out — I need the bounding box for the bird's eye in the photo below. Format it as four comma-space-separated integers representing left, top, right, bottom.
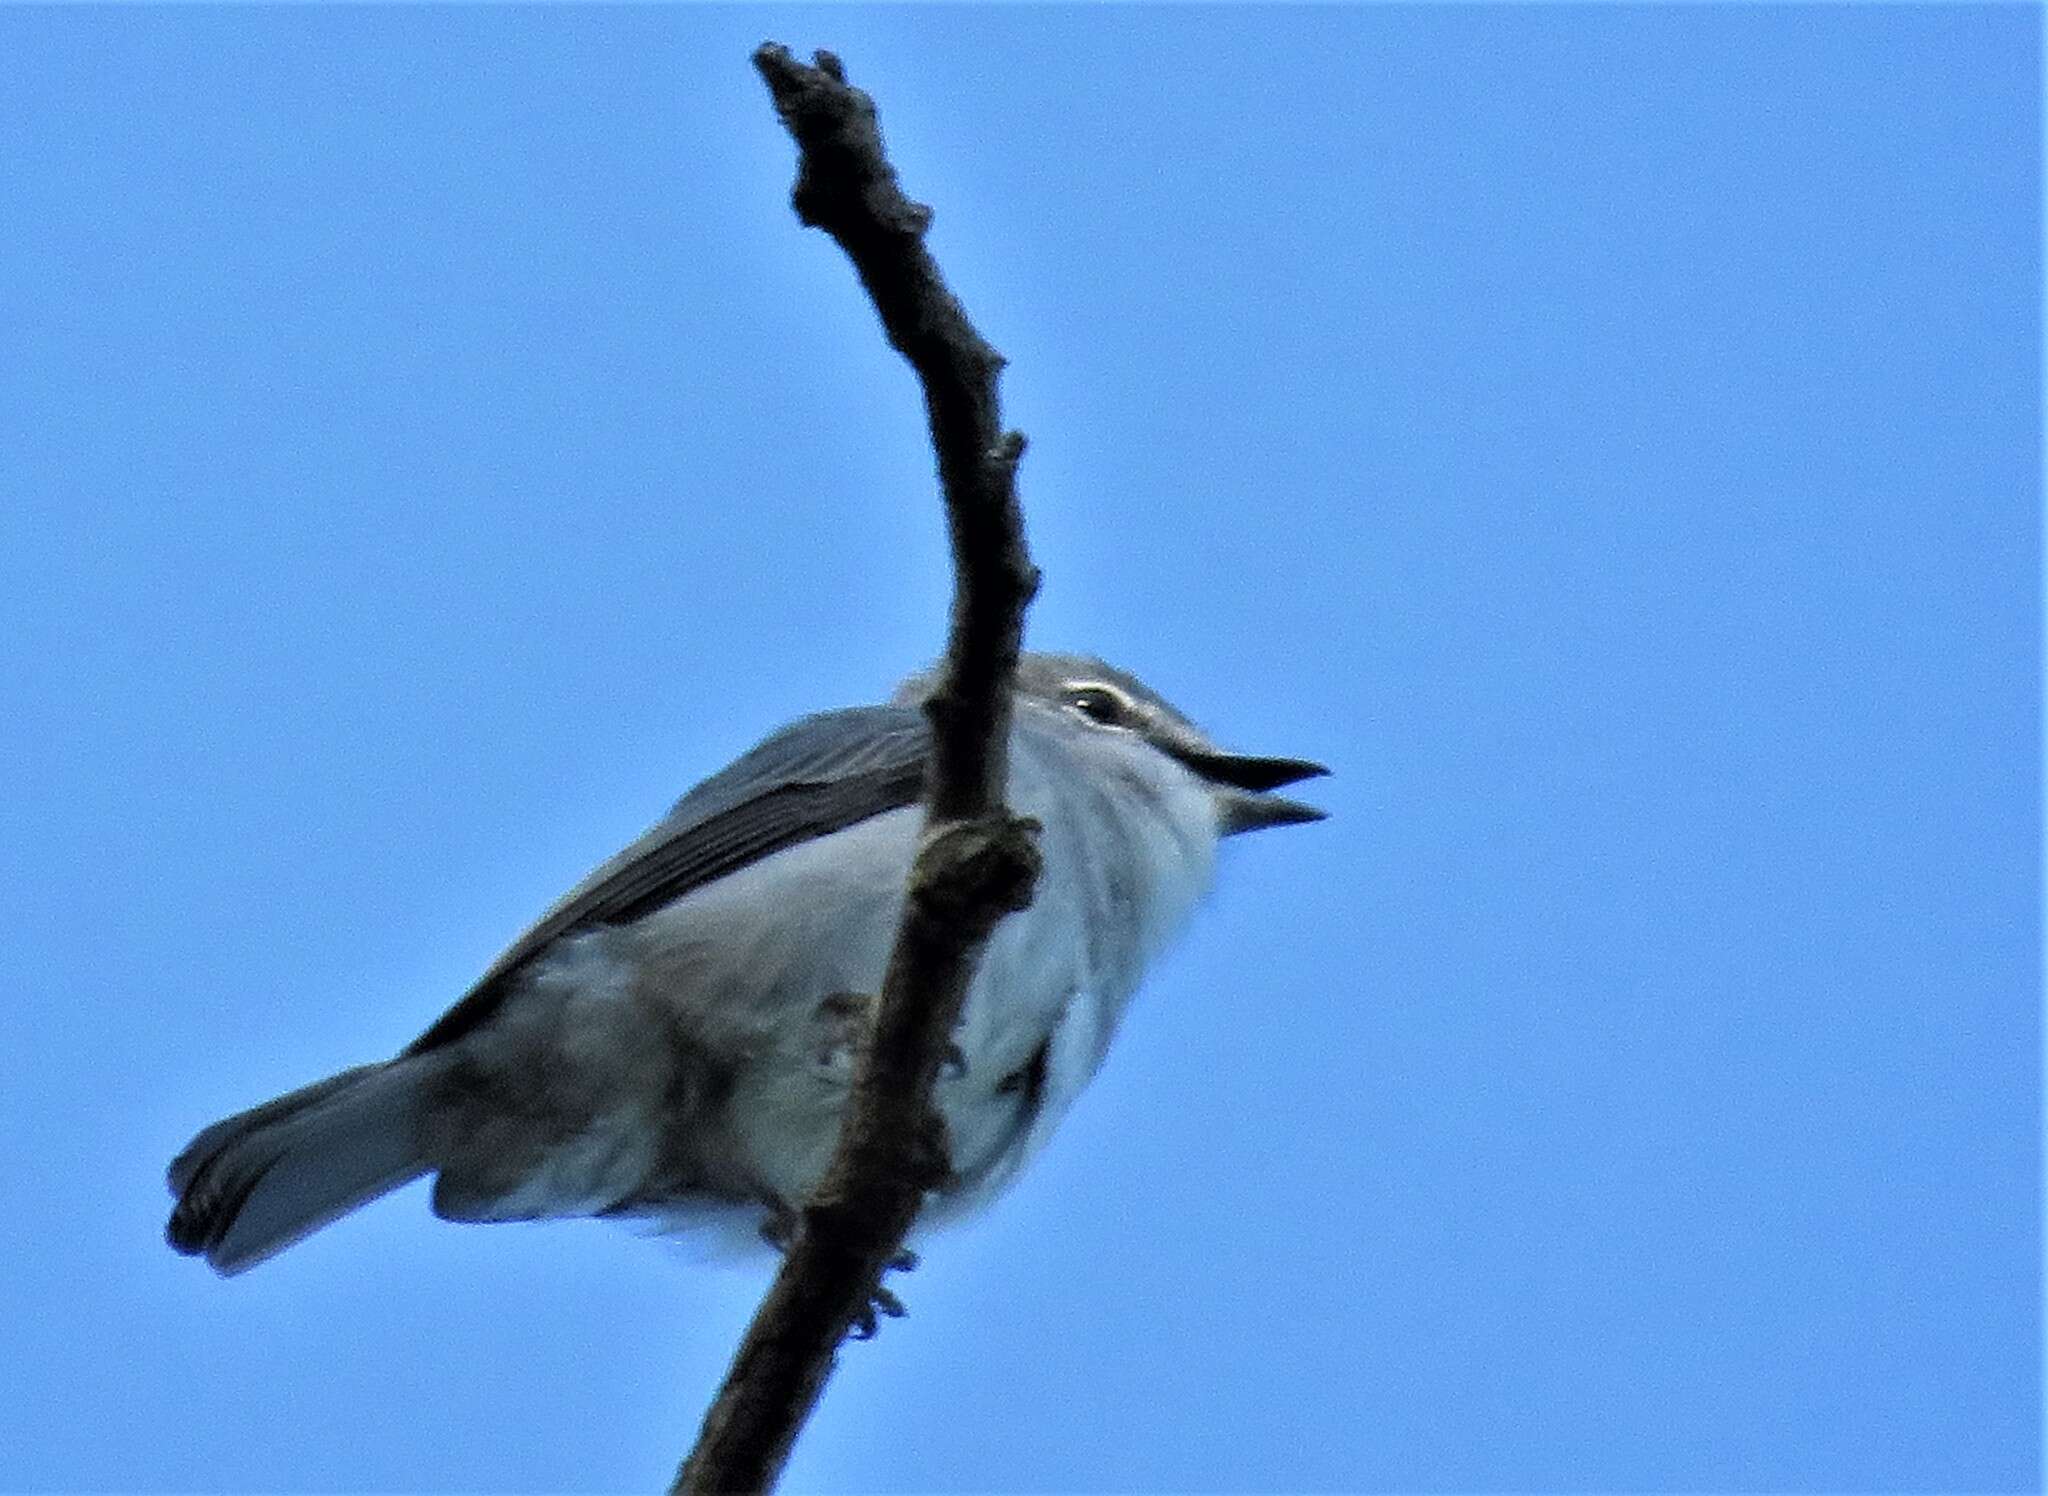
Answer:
1063, 684, 1131, 728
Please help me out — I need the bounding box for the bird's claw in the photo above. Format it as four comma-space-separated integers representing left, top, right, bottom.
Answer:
850, 1246, 918, 1339
850, 1283, 908, 1340
760, 1207, 920, 1340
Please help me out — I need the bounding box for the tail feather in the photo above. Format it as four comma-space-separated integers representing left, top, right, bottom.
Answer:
167, 1059, 438, 1275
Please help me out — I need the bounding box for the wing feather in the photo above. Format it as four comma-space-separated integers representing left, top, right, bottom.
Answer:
403, 706, 930, 1055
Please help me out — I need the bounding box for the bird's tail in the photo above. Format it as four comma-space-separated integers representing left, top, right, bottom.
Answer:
166, 1058, 440, 1275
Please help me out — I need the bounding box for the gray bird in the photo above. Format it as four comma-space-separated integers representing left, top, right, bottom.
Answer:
166, 653, 1326, 1274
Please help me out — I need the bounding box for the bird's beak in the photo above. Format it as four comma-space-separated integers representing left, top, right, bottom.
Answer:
1169, 748, 1330, 837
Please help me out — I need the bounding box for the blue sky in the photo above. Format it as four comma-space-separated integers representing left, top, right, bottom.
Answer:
1, 7, 2037, 1493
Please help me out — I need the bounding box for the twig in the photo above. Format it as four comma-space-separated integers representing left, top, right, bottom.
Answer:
672, 45, 1041, 1495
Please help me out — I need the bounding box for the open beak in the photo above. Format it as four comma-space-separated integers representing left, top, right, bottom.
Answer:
1169, 748, 1330, 836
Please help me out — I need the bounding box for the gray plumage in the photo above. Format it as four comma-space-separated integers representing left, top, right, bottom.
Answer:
166, 653, 1326, 1274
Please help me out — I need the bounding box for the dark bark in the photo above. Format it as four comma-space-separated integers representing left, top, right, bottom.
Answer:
672, 45, 1041, 1496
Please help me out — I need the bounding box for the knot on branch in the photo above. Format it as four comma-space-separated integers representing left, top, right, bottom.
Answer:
992, 430, 1028, 471
752, 43, 933, 240
908, 815, 1042, 935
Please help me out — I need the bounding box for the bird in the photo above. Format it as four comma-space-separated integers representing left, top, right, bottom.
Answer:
166, 652, 1327, 1276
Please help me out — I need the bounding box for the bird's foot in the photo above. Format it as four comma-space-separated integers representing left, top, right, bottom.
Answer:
851, 1250, 918, 1339
758, 1207, 921, 1340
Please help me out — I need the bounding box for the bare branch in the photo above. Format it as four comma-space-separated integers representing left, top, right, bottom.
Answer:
672, 45, 1041, 1495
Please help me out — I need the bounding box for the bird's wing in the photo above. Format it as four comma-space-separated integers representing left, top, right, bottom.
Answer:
404, 705, 932, 1054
